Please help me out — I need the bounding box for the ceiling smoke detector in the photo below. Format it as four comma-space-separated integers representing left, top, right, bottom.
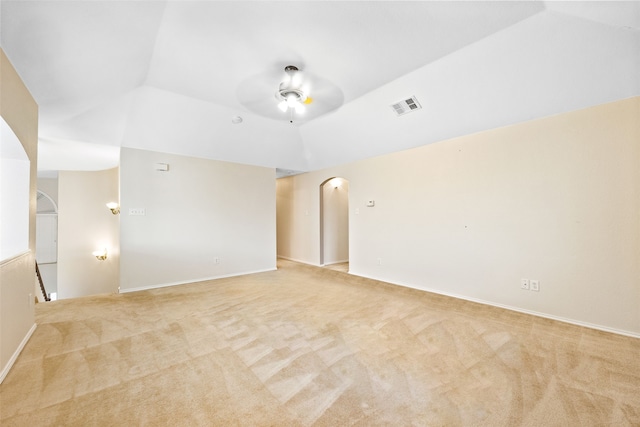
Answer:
391, 96, 422, 116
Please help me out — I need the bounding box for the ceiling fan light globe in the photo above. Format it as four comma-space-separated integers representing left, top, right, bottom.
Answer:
277, 100, 288, 112
286, 94, 299, 107
294, 103, 305, 115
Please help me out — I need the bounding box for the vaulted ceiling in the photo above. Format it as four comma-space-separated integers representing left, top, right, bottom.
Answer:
1, 1, 638, 177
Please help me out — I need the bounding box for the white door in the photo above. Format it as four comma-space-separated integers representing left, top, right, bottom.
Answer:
36, 214, 58, 264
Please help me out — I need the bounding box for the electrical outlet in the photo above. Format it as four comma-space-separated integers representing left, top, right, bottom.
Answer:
214, 257, 220, 265
376, 258, 382, 266
520, 279, 529, 290
530, 280, 540, 292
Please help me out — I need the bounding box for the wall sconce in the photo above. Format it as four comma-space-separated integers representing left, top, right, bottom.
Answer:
92, 248, 107, 261
331, 178, 342, 189
106, 202, 120, 215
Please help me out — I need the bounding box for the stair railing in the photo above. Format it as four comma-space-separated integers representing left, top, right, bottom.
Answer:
35, 262, 51, 302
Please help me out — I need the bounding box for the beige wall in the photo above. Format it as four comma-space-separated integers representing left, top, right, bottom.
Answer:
276, 97, 640, 336
57, 168, 120, 298
321, 178, 349, 265
0, 49, 38, 381
119, 148, 276, 292
276, 177, 294, 260
276, 175, 317, 264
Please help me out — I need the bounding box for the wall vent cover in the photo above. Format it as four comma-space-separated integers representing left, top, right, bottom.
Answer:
390, 96, 422, 116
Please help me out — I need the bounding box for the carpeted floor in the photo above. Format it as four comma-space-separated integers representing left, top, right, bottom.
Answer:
1, 259, 639, 426
323, 262, 349, 273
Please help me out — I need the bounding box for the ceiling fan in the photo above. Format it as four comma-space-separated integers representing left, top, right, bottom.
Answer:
237, 64, 343, 124
276, 65, 311, 117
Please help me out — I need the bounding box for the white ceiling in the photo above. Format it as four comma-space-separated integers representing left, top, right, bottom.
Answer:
1, 1, 638, 176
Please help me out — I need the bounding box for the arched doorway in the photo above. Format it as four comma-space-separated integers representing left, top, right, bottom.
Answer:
320, 177, 349, 271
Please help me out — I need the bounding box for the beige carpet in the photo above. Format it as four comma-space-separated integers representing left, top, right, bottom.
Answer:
323, 262, 349, 273
1, 259, 639, 426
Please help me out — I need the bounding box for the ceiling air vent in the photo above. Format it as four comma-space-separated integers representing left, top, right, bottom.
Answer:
390, 96, 422, 116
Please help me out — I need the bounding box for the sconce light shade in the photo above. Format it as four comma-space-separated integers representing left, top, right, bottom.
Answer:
106, 202, 120, 215
93, 248, 107, 261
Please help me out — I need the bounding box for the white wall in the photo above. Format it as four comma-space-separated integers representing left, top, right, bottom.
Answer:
0, 48, 38, 382
1, 116, 30, 262
321, 178, 349, 265
37, 177, 59, 207
276, 97, 640, 337
119, 147, 276, 292
0, 151, 30, 261
57, 168, 120, 298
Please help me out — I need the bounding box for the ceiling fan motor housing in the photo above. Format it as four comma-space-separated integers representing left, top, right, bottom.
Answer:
277, 65, 307, 103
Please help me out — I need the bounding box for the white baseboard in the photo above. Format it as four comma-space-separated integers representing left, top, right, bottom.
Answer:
120, 268, 277, 294
0, 323, 37, 384
348, 271, 640, 339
